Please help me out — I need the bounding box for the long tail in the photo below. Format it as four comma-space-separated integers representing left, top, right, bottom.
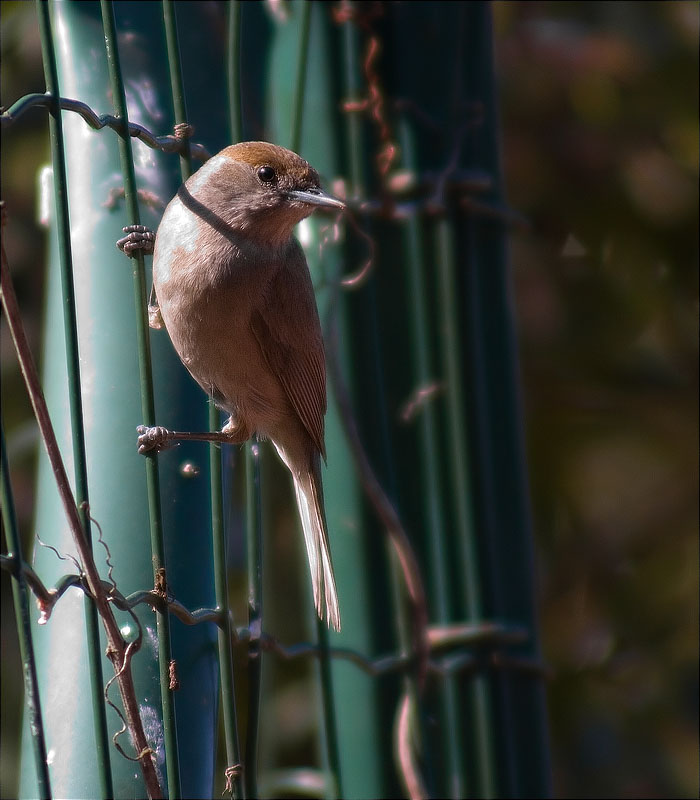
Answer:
291, 462, 341, 632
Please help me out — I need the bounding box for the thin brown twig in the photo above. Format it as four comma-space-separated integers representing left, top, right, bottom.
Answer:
338, 209, 377, 289
399, 381, 446, 424
323, 287, 430, 690
394, 690, 428, 800
80, 502, 118, 594
34, 533, 83, 574
0, 216, 163, 799
335, 3, 398, 185
315, 204, 377, 291
0, 555, 62, 616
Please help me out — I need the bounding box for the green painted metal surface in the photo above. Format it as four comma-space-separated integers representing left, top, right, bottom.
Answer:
35, 1, 113, 794
1, 423, 52, 800
18, 2, 231, 797
267, 5, 384, 798
459, 6, 553, 794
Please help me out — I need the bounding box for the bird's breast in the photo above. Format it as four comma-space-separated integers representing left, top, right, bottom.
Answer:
152, 201, 289, 431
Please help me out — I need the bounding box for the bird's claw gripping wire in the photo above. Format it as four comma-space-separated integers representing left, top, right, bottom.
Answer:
136, 421, 249, 455
117, 225, 156, 257
116, 225, 164, 328
136, 425, 177, 454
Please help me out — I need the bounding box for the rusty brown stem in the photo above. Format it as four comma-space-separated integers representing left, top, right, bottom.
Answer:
324, 292, 430, 690
394, 690, 429, 800
0, 227, 163, 799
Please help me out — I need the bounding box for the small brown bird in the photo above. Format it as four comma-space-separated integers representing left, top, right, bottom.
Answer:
121, 142, 344, 631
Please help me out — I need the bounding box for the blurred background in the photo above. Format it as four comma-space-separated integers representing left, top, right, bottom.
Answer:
1, 1, 697, 798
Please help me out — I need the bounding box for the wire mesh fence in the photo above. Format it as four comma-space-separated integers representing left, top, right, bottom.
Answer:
1, 1, 550, 798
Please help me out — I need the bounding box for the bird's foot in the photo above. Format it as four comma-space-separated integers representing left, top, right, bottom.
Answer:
137, 425, 177, 454
221, 415, 251, 445
148, 302, 164, 330
117, 225, 155, 257
137, 422, 250, 454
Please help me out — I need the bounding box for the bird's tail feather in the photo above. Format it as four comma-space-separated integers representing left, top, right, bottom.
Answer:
292, 467, 341, 632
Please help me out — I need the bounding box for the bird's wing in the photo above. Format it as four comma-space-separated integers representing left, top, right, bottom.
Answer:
250, 240, 327, 458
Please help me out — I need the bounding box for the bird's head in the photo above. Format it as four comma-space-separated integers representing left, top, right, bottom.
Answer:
184, 141, 344, 247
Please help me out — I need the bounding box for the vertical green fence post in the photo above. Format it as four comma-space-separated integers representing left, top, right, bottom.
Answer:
267, 3, 384, 798
385, 4, 550, 796
19, 2, 229, 797
460, 4, 552, 795
0, 424, 51, 800
35, 1, 114, 795
100, 3, 181, 794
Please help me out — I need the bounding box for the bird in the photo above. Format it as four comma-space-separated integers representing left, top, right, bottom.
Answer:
118, 142, 345, 631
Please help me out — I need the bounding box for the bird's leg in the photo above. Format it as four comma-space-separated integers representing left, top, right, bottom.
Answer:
146, 284, 164, 330
116, 225, 164, 328
220, 414, 251, 442
137, 416, 251, 454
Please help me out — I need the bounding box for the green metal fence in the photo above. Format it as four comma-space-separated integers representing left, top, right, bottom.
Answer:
1, 1, 550, 798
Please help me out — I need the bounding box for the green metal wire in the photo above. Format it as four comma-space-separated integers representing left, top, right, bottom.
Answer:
210, 438, 244, 800
339, 22, 363, 205
35, 3, 113, 796
165, 3, 249, 798
0, 423, 52, 800
289, 0, 311, 154
398, 120, 467, 799
435, 217, 497, 797
99, 2, 180, 796
463, 7, 551, 794
227, 0, 242, 144
210, 435, 244, 800
314, 619, 342, 798
244, 442, 263, 799
219, 5, 248, 798
338, 15, 424, 794
226, 4, 260, 797
286, 5, 343, 795
162, 0, 191, 176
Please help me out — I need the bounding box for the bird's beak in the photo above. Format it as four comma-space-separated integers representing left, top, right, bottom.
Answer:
287, 188, 345, 210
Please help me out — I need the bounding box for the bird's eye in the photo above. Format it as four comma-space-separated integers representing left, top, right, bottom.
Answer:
257, 165, 276, 183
